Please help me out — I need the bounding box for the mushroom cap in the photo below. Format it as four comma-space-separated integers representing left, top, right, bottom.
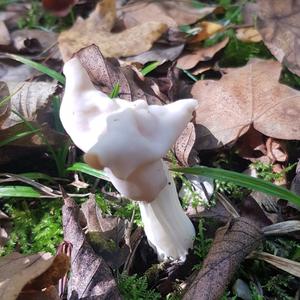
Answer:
60, 57, 198, 201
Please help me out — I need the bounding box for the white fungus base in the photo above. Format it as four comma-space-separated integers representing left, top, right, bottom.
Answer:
138, 162, 195, 262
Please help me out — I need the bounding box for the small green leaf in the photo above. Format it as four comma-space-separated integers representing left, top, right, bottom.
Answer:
5, 53, 65, 85
67, 162, 110, 181
172, 166, 300, 207
141, 61, 160, 76
20, 172, 55, 182
109, 83, 120, 99
0, 186, 42, 198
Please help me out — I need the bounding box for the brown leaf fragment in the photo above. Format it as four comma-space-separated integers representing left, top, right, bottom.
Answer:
11, 29, 59, 58
1, 81, 58, 130
251, 251, 300, 278
121, 1, 216, 28
191, 59, 300, 150
62, 194, 121, 300
0, 252, 54, 300
256, 0, 300, 76
126, 43, 184, 65
0, 21, 11, 46
236, 27, 262, 43
0, 81, 10, 127
183, 217, 263, 300
58, 0, 167, 61
24, 254, 70, 290
188, 21, 223, 44
17, 285, 60, 300
76, 44, 167, 104
177, 37, 229, 70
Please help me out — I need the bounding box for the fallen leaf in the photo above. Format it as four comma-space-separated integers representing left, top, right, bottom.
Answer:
42, 0, 77, 16
58, 0, 167, 61
62, 194, 121, 299
1, 81, 58, 129
76, 44, 168, 104
188, 21, 223, 44
183, 217, 263, 299
24, 254, 69, 291
0, 61, 40, 82
11, 29, 58, 57
126, 43, 184, 65
256, 0, 300, 76
266, 138, 288, 163
121, 1, 216, 28
17, 285, 60, 300
252, 251, 300, 278
177, 37, 229, 70
0, 21, 11, 46
0, 252, 54, 300
0, 81, 10, 128
236, 27, 262, 43
191, 59, 300, 150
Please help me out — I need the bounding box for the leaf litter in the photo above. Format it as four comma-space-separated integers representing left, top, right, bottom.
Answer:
1, 0, 300, 299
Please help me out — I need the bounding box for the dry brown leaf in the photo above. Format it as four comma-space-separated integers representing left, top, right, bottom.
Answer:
236, 27, 262, 43
11, 29, 59, 58
62, 194, 121, 299
58, 0, 167, 61
252, 251, 300, 278
126, 43, 184, 64
183, 217, 263, 299
76, 44, 168, 104
0, 21, 11, 46
17, 285, 60, 300
121, 1, 216, 28
0, 252, 54, 300
256, 0, 300, 76
1, 81, 57, 130
188, 21, 223, 44
191, 59, 300, 150
0, 81, 10, 128
177, 37, 229, 70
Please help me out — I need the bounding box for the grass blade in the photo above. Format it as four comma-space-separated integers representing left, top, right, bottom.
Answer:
5, 53, 65, 85
109, 83, 120, 99
141, 61, 160, 76
67, 162, 110, 181
0, 186, 43, 198
172, 166, 300, 207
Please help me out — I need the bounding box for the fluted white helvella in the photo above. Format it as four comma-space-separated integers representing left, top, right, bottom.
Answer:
60, 57, 198, 261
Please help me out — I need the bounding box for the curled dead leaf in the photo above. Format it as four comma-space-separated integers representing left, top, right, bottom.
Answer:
177, 37, 229, 70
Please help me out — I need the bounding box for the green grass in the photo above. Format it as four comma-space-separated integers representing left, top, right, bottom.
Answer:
172, 166, 300, 207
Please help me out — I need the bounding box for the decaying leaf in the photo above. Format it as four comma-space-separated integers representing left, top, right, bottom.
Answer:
42, 0, 78, 17
76, 44, 168, 104
191, 59, 300, 150
0, 81, 10, 128
236, 27, 262, 43
1, 81, 58, 130
177, 37, 229, 70
183, 217, 263, 299
58, 0, 167, 61
251, 251, 300, 278
126, 43, 185, 65
188, 21, 223, 44
0, 21, 11, 46
11, 29, 59, 58
62, 194, 121, 299
0, 252, 54, 300
256, 0, 300, 76
121, 1, 216, 28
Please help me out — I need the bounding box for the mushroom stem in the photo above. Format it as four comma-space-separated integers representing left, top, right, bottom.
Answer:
138, 160, 195, 261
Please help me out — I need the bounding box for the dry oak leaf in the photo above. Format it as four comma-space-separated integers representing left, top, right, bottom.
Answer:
191, 59, 300, 150
177, 37, 229, 70
256, 0, 300, 76
0, 252, 54, 300
121, 1, 216, 28
58, 0, 167, 61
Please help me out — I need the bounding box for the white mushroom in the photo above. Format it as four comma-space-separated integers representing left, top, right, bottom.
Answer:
60, 57, 198, 261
